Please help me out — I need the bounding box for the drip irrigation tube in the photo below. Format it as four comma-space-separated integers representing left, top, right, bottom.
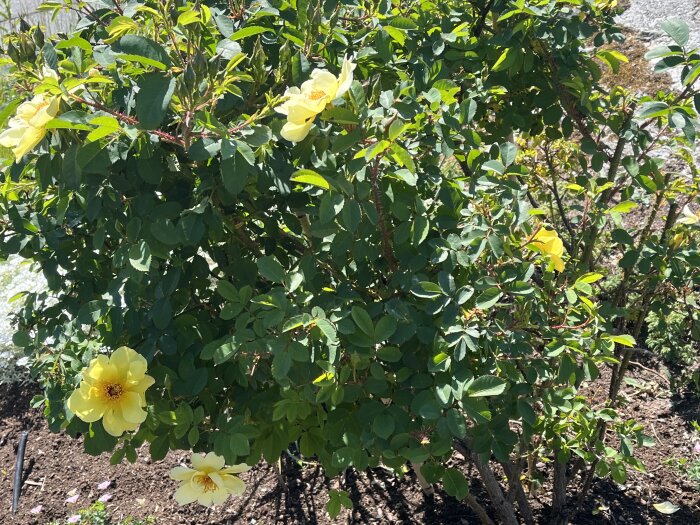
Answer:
12, 430, 29, 513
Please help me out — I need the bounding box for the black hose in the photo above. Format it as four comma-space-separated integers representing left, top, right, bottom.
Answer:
11, 430, 29, 513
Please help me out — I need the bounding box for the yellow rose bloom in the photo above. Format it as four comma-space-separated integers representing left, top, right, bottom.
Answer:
528, 227, 566, 272
678, 205, 700, 225
170, 452, 250, 507
276, 55, 356, 142
67, 346, 155, 437
0, 93, 60, 163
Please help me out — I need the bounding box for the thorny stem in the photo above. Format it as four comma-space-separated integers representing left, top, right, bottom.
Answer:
70, 95, 185, 147
369, 158, 397, 272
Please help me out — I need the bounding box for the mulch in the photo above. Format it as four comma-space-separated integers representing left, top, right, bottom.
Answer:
1, 361, 699, 524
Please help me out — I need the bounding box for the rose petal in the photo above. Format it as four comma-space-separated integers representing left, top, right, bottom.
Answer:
30, 505, 43, 514
65, 494, 80, 504
97, 480, 111, 490
98, 493, 113, 502
67, 515, 81, 524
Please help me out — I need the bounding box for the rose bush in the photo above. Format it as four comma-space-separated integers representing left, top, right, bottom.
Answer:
1, 0, 698, 522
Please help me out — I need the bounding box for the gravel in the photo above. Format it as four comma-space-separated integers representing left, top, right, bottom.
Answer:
617, 0, 700, 87
0, 256, 45, 383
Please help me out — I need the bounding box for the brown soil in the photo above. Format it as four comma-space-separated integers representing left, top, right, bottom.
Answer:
598, 30, 673, 95
1, 362, 699, 525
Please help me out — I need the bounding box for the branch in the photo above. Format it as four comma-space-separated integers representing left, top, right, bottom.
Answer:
473, 0, 496, 37
71, 95, 185, 147
369, 158, 397, 272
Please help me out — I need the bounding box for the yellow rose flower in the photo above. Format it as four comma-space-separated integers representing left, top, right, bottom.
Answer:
67, 346, 155, 437
275, 55, 356, 142
678, 205, 700, 225
528, 227, 566, 272
170, 452, 250, 507
0, 93, 60, 163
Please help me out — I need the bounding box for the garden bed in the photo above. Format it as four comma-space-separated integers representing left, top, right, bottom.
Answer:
1, 362, 698, 524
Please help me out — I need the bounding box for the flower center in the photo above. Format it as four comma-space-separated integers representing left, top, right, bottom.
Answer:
103, 383, 124, 400
308, 89, 326, 101
195, 474, 217, 493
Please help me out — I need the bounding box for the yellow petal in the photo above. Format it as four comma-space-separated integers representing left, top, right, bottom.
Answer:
111, 346, 148, 381
221, 463, 251, 475
67, 386, 105, 423
13, 126, 46, 163
174, 481, 201, 505
551, 254, 565, 272
281, 120, 313, 142
192, 452, 226, 473
102, 407, 136, 437
305, 70, 338, 100
284, 97, 326, 124
118, 391, 148, 424
83, 355, 114, 386
275, 87, 301, 115
0, 126, 25, 148
128, 374, 155, 394
209, 484, 230, 506
335, 56, 356, 98
169, 466, 196, 481
221, 474, 246, 496
28, 96, 59, 128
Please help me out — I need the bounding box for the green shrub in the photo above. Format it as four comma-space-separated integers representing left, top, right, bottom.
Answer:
1, 1, 699, 523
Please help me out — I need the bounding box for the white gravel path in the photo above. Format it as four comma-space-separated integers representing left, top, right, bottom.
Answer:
0, 256, 44, 382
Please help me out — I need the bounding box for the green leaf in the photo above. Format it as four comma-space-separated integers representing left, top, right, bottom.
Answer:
257, 256, 286, 283
372, 414, 395, 439
389, 16, 417, 30
500, 142, 517, 166
216, 280, 239, 302
442, 468, 469, 501
377, 346, 402, 362
468, 375, 507, 397
412, 215, 429, 245
374, 316, 397, 342
116, 35, 171, 68
201, 338, 239, 364
609, 334, 636, 347
272, 351, 292, 380
229, 433, 250, 456
290, 169, 330, 190
321, 106, 359, 124
446, 409, 467, 438
411, 281, 443, 299
517, 399, 537, 425
230, 26, 272, 40
351, 306, 374, 337
492, 48, 513, 72
660, 18, 689, 46
12, 331, 32, 347
638, 101, 669, 119
576, 272, 604, 284
136, 73, 176, 130
475, 287, 502, 309
129, 240, 152, 272
607, 200, 637, 214
221, 153, 249, 196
